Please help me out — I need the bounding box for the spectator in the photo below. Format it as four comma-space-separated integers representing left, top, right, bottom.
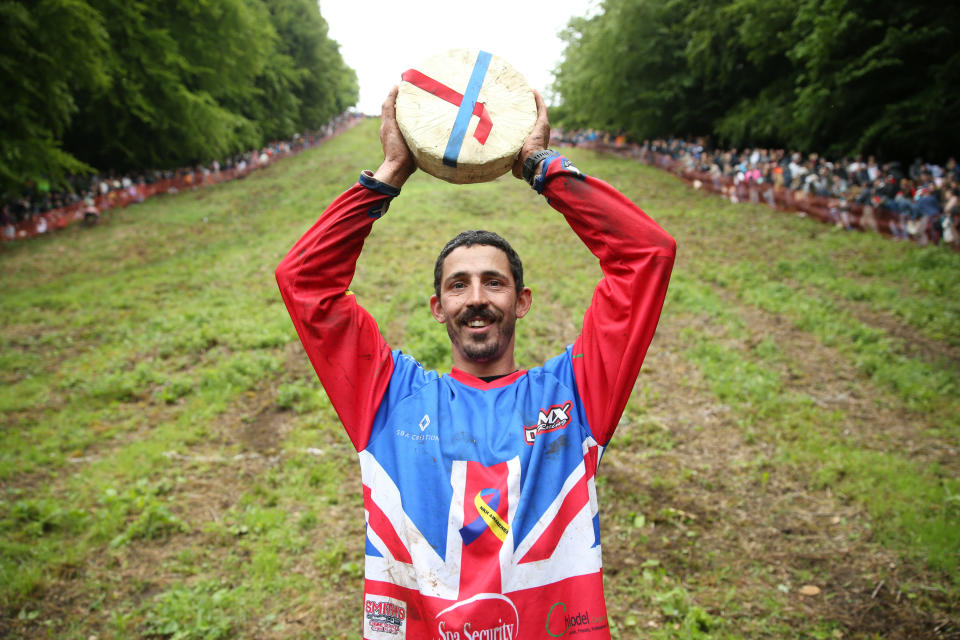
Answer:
942, 187, 959, 246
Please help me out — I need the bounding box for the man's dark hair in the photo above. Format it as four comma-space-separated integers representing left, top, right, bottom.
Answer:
433, 230, 523, 298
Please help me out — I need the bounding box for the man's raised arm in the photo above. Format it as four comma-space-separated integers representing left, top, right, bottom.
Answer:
275, 88, 416, 451
515, 94, 676, 447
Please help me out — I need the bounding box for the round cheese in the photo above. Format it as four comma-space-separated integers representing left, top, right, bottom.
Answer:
396, 49, 537, 184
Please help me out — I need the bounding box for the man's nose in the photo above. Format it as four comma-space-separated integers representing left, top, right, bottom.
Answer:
466, 280, 488, 306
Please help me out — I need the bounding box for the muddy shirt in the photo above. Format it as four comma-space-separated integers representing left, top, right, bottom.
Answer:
276, 157, 675, 639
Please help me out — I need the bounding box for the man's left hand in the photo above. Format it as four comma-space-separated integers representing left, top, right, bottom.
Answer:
512, 90, 551, 180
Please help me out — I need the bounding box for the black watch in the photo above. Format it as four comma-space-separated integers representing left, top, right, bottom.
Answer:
522, 149, 556, 186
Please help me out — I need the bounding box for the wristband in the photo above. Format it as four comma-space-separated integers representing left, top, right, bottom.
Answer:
359, 170, 401, 197
359, 170, 399, 219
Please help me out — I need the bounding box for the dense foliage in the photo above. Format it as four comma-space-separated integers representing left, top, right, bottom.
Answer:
0, 0, 357, 194
551, 0, 960, 162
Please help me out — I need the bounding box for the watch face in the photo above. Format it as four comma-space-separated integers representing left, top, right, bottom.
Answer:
523, 157, 537, 182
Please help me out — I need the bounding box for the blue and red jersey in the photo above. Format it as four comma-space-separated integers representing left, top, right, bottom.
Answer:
277, 157, 675, 639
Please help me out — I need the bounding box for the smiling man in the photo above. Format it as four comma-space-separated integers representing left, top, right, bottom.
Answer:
276, 88, 675, 639
430, 233, 531, 377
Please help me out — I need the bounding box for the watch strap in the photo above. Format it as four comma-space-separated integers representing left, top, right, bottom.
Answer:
522, 149, 557, 186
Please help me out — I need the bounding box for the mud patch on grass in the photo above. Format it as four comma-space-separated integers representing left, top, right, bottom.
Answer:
239, 405, 286, 455
726, 293, 960, 474
838, 297, 960, 372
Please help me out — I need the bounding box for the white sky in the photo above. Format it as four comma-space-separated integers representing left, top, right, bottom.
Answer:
319, 0, 598, 115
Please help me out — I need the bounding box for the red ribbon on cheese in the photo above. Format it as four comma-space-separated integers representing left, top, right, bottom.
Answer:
400, 68, 493, 144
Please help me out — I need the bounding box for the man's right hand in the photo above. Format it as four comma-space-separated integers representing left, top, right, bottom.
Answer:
373, 86, 417, 188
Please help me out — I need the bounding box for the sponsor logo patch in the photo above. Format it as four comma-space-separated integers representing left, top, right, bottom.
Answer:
524, 401, 573, 445
560, 158, 584, 180
435, 593, 519, 640
364, 595, 407, 639
545, 601, 607, 637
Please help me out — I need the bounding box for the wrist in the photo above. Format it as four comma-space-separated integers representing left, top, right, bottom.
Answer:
522, 149, 558, 186
372, 160, 414, 189
359, 170, 401, 198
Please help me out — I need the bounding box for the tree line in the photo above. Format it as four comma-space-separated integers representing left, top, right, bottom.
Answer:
1, 0, 357, 196
551, 0, 960, 164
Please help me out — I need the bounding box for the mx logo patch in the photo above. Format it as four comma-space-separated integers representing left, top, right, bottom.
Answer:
560, 157, 585, 180
524, 401, 574, 445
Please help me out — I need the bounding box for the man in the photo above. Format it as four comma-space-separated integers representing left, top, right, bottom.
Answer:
276, 87, 675, 639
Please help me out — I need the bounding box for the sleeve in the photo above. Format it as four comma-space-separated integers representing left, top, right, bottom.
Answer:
538, 155, 676, 446
275, 172, 400, 451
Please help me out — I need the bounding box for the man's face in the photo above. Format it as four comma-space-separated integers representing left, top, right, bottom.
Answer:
430, 245, 531, 370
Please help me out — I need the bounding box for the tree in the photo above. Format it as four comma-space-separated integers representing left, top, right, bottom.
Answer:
785, 0, 960, 159
2, 0, 359, 194
62, 0, 270, 171
552, 0, 693, 140
684, 0, 797, 148
552, 0, 960, 162
0, 0, 109, 195
265, 0, 357, 133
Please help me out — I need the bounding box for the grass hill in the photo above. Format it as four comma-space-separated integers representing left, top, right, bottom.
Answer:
2, 119, 958, 638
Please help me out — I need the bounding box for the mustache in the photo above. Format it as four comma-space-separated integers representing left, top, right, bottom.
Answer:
457, 307, 500, 326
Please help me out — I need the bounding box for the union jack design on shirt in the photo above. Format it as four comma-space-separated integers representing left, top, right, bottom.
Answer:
362, 442, 602, 595
357, 351, 608, 638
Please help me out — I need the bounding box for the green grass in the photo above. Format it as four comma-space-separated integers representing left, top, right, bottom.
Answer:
2, 120, 959, 638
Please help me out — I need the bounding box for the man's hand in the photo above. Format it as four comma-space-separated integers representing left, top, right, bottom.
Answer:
512, 90, 551, 180
373, 86, 417, 188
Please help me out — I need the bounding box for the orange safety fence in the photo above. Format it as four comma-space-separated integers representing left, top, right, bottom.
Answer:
571, 140, 958, 251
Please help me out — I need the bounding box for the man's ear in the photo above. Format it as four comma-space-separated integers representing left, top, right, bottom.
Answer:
515, 287, 532, 319
430, 295, 446, 323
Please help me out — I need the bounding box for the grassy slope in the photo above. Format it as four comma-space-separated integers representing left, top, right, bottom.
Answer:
1, 120, 958, 639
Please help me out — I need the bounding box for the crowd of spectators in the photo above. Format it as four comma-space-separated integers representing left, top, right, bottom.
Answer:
2, 115, 359, 240
555, 130, 960, 249
11, 119, 957, 249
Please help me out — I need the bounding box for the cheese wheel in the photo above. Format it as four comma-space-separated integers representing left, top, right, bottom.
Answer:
396, 49, 537, 184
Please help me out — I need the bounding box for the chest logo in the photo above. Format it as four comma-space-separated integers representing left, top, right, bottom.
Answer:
524, 401, 573, 444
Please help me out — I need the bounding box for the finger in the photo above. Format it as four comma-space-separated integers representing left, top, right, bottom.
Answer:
532, 89, 547, 120
532, 90, 549, 129
380, 84, 400, 116
381, 85, 399, 121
